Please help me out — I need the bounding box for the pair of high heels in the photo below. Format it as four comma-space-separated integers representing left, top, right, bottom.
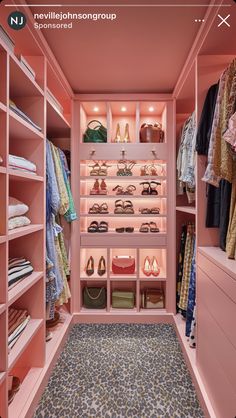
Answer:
143, 256, 160, 277
140, 164, 165, 176
90, 179, 107, 195
114, 123, 130, 143
117, 160, 136, 176
86, 256, 106, 276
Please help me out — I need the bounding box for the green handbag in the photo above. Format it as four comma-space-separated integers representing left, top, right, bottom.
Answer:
83, 120, 107, 143
112, 290, 135, 309
83, 287, 107, 309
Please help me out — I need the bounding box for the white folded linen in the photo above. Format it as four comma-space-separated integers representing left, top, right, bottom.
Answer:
9, 197, 29, 219
9, 154, 37, 173
8, 216, 31, 230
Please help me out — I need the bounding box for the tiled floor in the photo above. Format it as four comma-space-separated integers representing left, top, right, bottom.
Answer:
34, 324, 205, 418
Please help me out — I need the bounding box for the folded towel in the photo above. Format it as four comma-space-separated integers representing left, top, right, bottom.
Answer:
9, 154, 37, 173
9, 197, 29, 219
8, 216, 31, 230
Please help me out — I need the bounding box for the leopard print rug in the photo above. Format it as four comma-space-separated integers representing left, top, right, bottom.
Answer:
34, 324, 205, 418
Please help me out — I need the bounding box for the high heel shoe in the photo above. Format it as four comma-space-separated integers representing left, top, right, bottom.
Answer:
143, 256, 152, 277
86, 256, 94, 276
98, 256, 106, 276
114, 123, 122, 143
123, 123, 131, 143
90, 179, 100, 195
100, 179, 108, 195
151, 256, 160, 277
99, 162, 111, 176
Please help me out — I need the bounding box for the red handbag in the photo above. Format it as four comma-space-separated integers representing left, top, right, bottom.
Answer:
112, 256, 135, 275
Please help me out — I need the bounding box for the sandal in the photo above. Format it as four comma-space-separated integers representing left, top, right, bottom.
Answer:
125, 227, 134, 233
149, 222, 160, 233
88, 221, 99, 233
114, 200, 124, 214
100, 203, 109, 214
150, 181, 161, 195
139, 208, 151, 214
113, 185, 125, 195
150, 207, 160, 214
100, 179, 108, 195
125, 185, 136, 195
89, 162, 100, 176
116, 227, 125, 233
139, 223, 150, 233
148, 163, 158, 176
89, 203, 100, 214
140, 165, 149, 176
90, 179, 100, 195
140, 182, 150, 195
117, 160, 126, 176
98, 221, 108, 233
123, 200, 134, 214
99, 162, 111, 176
125, 161, 136, 176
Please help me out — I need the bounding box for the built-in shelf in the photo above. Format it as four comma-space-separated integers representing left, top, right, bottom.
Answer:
176, 206, 196, 215
9, 110, 44, 140
174, 313, 196, 365
81, 232, 166, 236
0, 102, 7, 112
0, 304, 6, 315
81, 195, 167, 199
10, 55, 44, 97
46, 98, 71, 137
139, 276, 167, 281
80, 276, 107, 281
198, 247, 236, 281
110, 274, 137, 280
0, 371, 6, 386
81, 213, 166, 218
81, 176, 166, 180
0, 167, 6, 174
0, 236, 6, 244
8, 319, 43, 370
8, 272, 44, 306
8, 170, 44, 182
8, 224, 43, 241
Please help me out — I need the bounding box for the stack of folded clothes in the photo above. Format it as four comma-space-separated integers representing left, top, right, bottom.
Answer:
8, 197, 31, 230
8, 257, 34, 289
9, 99, 42, 131
9, 154, 37, 175
8, 307, 30, 349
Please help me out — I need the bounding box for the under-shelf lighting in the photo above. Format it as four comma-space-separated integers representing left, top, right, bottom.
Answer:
121, 107, 127, 112
93, 106, 99, 112
149, 106, 154, 112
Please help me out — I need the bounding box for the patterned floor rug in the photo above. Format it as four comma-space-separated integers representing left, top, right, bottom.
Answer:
34, 324, 205, 418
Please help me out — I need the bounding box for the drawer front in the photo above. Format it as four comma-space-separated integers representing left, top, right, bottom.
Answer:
79, 143, 167, 161
198, 300, 236, 418
81, 233, 167, 247
198, 267, 236, 350
198, 252, 236, 304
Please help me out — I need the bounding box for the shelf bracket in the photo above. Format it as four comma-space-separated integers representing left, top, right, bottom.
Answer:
89, 148, 96, 158
120, 148, 126, 159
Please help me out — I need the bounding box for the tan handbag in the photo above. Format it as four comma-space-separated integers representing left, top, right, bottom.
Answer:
141, 289, 165, 309
140, 123, 164, 143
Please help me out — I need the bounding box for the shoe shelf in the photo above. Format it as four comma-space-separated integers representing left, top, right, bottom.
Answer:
80, 175, 167, 180
81, 213, 166, 218
80, 195, 167, 199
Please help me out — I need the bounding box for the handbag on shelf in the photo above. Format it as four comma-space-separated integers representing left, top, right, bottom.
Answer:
83, 120, 107, 143
112, 256, 135, 275
141, 288, 165, 309
83, 287, 107, 309
112, 290, 135, 309
139, 123, 164, 143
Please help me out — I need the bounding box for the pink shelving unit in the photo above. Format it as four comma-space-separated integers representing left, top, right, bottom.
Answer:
71, 95, 176, 321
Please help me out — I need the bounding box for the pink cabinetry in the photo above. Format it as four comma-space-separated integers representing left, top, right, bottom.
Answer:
197, 250, 236, 418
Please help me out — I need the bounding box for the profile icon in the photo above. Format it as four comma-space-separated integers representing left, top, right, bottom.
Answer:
8, 11, 26, 30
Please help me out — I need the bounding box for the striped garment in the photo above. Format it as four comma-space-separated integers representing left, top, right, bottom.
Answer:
8, 316, 31, 349
8, 307, 28, 336
8, 258, 34, 287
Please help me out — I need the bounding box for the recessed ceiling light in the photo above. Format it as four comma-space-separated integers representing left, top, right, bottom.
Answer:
121, 107, 127, 112
149, 106, 154, 112
93, 107, 99, 112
